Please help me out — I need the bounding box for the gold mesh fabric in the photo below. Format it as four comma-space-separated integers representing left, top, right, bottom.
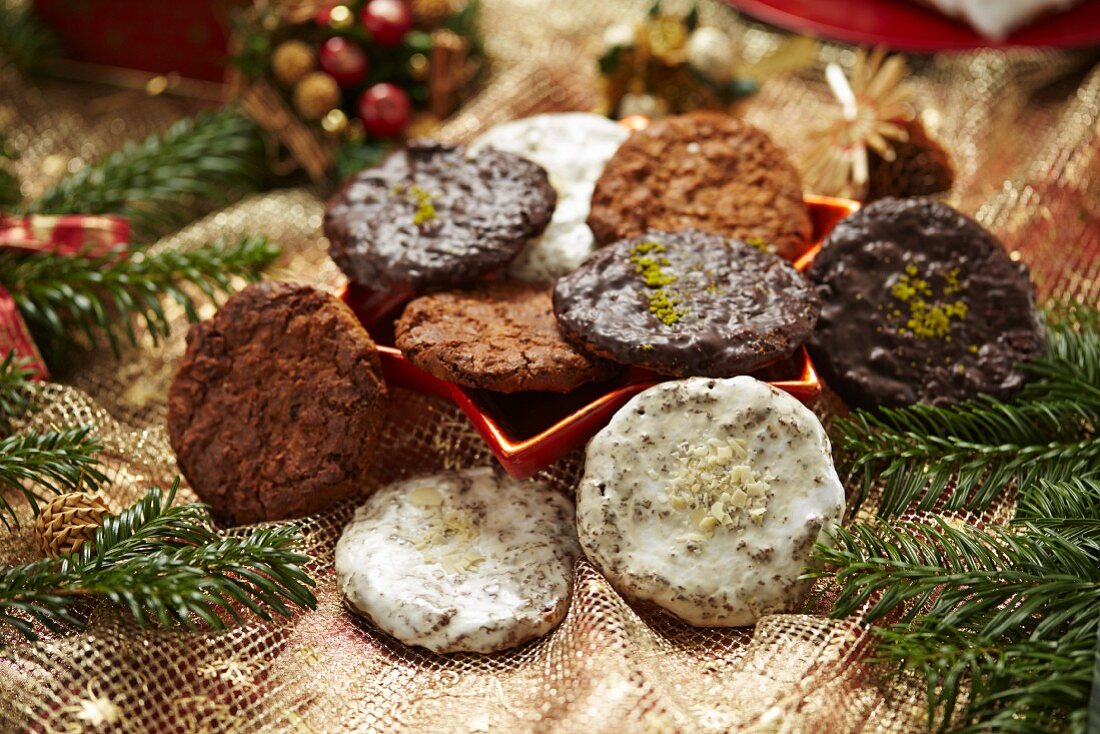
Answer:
1, 0, 1098, 731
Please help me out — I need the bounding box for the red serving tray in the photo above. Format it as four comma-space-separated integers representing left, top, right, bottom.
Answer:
728, 0, 1100, 51
341, 194, 860, 479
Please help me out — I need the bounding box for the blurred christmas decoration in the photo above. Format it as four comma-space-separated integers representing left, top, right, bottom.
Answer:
0, 134, 21, 209
803, 47, 954, 200
230, 0, 484, 183
34, 492, 109, 558
0, 0, 59, 74
598, 1, 757, 118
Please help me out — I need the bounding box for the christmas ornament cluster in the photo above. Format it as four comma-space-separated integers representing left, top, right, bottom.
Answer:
598, 1, 757, 119
236, 0, 481, 148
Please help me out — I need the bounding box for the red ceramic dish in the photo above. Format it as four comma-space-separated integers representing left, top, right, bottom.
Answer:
728, 0, 1100, 51
341, 194, 860, 479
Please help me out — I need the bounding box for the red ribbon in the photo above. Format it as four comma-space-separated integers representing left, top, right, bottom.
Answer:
0, 214, 131, 380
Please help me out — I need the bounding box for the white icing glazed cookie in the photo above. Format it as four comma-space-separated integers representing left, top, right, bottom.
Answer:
335, 467, 580, 653
469, 112, 629, 282
576, 376, 845, 626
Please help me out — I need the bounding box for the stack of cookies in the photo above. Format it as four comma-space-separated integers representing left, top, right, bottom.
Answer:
164, 110, 1045, 658
325, 111, 822, 395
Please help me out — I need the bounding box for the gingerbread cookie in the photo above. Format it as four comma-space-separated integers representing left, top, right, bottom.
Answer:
587, 112, 812, 260
396, 281, 618, 393
325, 139, 557, 293
167, 281, 387, 525
335, 467, 580, 653
576, 376, 845, 626
469, 113, 630, 282
807, 197, 1046, 409
553, 229, 820, 377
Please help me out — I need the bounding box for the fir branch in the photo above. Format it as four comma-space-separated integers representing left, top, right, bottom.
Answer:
873, 627, 1093, 734
0, 482, 316, 641
835, 308, 1100, 517
0, 351, 35, 431
812, 478, 1100, 733
1090, 629, 1100, 734
0, 427, 107, 528
23, 109, 266, 242
0, 1, 60, 74
814, 516, 1100, 639
0, 235, 279, 358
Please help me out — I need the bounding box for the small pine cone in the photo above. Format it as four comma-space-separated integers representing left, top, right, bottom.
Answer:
866, 117, 955, 201
35, 493, 110, 559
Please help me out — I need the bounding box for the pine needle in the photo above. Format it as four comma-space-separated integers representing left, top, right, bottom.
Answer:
23, 109, 266, 242
0, 482, 316, 641
835, 306, 1100, 517
0, 427, 107, 528
0, 235, 280, 358
0, 351, 35, 432
812, 477, 1100, 732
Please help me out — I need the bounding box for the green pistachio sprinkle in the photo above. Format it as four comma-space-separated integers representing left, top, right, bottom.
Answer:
647, 289, 684, 326
889, 263, 969, 340
408, 185, 437, 226
391, 184, 436, 225
629, 241, 686, 325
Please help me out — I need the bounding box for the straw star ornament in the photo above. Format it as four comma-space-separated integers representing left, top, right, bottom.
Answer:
803, 47, 914, 199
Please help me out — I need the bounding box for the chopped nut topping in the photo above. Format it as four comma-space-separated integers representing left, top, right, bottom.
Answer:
413, 497, 483, 573
664, 437, 772, 538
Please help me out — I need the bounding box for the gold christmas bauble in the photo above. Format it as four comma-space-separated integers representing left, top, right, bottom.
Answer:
35, 492, 110, 559
408, 52, 429, 81
272, 40, 316, 88
294, 72, 342, 121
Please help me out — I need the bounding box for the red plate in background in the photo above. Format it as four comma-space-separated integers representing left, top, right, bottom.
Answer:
342, 194, 861, 479
728, 0, 1100, 51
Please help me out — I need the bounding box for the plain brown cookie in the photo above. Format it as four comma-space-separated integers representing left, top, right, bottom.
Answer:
394, 281, 618, 393
587, 112, 812, 260
168, 281, 387, 525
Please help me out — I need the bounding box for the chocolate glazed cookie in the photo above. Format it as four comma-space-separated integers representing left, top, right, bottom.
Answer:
553, 230, 820, 377
807, 197, 1046, 409
325, 140, 556, 294
395, 281, 618, 393
168, 282, 387, 525
587, 112, 812, 260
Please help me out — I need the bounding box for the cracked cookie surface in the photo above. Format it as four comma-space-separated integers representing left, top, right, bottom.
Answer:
167, 281, 387, 525
395, 281, 618, 393
587, 112, 811, 260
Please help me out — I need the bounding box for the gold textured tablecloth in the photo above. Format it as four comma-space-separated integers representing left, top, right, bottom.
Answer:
0, 1, 1097, 731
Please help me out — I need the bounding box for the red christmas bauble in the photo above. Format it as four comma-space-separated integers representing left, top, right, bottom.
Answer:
361, 0, 413, 47
358, 83, 412, 137
319, 37, 368, 87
